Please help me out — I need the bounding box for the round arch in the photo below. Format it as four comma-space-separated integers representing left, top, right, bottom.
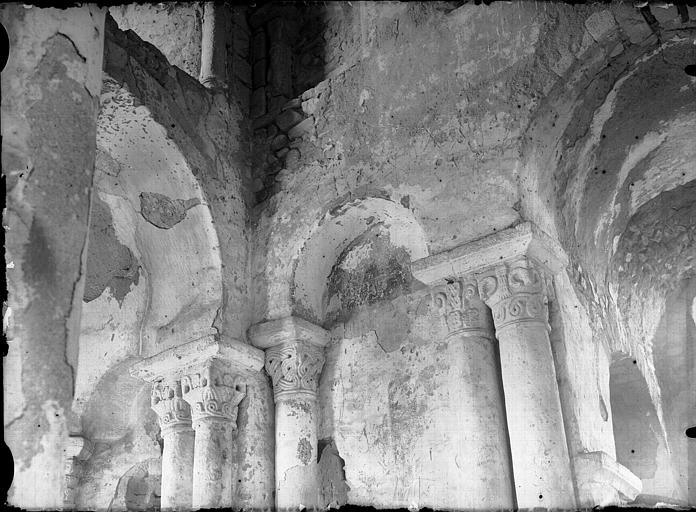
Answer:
256, 190, 428, 325
73, 76, 223, 423
520, 27, 695, 504
292, 196, 428, 325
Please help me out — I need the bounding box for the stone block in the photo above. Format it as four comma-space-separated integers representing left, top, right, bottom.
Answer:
248, 316, 330, 349
301, 97, 320, 116
288, 117, 314, 140
267, 123, 278, 139
285, 148, 301, 170
281, 97, 302, 111
252, 177, 264, 192
130, 335, 265, 381
611, 4, 654, 44
253, 59, 267, 87
252, 30, 266, 61
232, 24, 250, 58
276, 109, 304, 132
574, 451, 642, 506
250, 87, 266, 119
411, 222, 568, 286
253, 128, 267, 142
268, 95, 290, 114
584, 10, 617, 42
232, 54, 251, 87
271, 134, 289, 151
252, 113, 276, 130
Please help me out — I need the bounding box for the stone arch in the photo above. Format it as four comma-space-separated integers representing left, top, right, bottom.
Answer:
107, 458, 162, 512
75, 373, 161, 510
520, 24, 695, 504
94, 74, 222, 352
73, 75, 224, 419
255, 189, 429, 325
290, 195, 429, 326
73, 71, 225, 508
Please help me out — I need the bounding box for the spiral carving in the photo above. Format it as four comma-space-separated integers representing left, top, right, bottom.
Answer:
265, 342, 325, 400
151, 379, 192, 435
490, 294, 547, 330
477, 258, 551, 331
181, 364, 247, 425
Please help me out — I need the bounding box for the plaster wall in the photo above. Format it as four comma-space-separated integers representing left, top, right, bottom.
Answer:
252, 2, 611, 323
318, 288, 513, 510
1, 5, 106, 508
4, 2, 695, 510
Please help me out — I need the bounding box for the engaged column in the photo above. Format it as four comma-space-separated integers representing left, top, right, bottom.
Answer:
151, 378, 195, 511
478, 256, 575, 509
249, 316, 329, 511
182, 362, 247, 509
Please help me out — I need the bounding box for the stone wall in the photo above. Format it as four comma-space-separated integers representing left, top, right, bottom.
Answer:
102, 14, 253, 343
250, 1, 695, 507
1, 5, 106, 508
69, 14, 273, 511
3, 2, 695, 509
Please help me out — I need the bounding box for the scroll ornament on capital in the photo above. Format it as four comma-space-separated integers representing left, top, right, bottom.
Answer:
434, 279, 492, 337
181, 365, 247, 425
477, 259, 550, 330
151, 379, 191, 434
265, 342, 325, 399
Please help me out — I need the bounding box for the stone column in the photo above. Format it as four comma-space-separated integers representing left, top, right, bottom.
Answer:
433, 279, 515, 509
477, 257, 576, 509
182, 362, 247, 510
199, 1, 228, 88
150, 378, 195, 511
249, 317, 330, 511
130, 335, 265, 511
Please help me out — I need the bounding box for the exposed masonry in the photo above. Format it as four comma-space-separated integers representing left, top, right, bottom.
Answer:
3, 2, 696, 511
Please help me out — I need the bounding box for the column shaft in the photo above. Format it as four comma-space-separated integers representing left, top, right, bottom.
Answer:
435, 280, 514, 509
151, 379, 194, 511
479, 259, 575, 509
192, 419, 235, 508
275, 396, 320, 509
497, 322, 575, 507
249, 318, 330, 511
161, 429, 195, 510
182, 364, 247, 510
199, 2, 228, 88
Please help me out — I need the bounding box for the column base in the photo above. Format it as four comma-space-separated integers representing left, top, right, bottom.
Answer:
575, 451, 642, 507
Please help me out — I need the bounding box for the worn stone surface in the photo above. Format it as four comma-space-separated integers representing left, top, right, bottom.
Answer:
109, 3, 204, 79
1, 4, 106, 508
5, 2, 696, 510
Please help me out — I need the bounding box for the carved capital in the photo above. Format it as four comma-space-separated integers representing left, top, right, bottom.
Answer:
151, 379, 192, 435
434, 279, 493, 338
181, 363, 247, 426
477, 258, 550, 331
265, 341, 325, 401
